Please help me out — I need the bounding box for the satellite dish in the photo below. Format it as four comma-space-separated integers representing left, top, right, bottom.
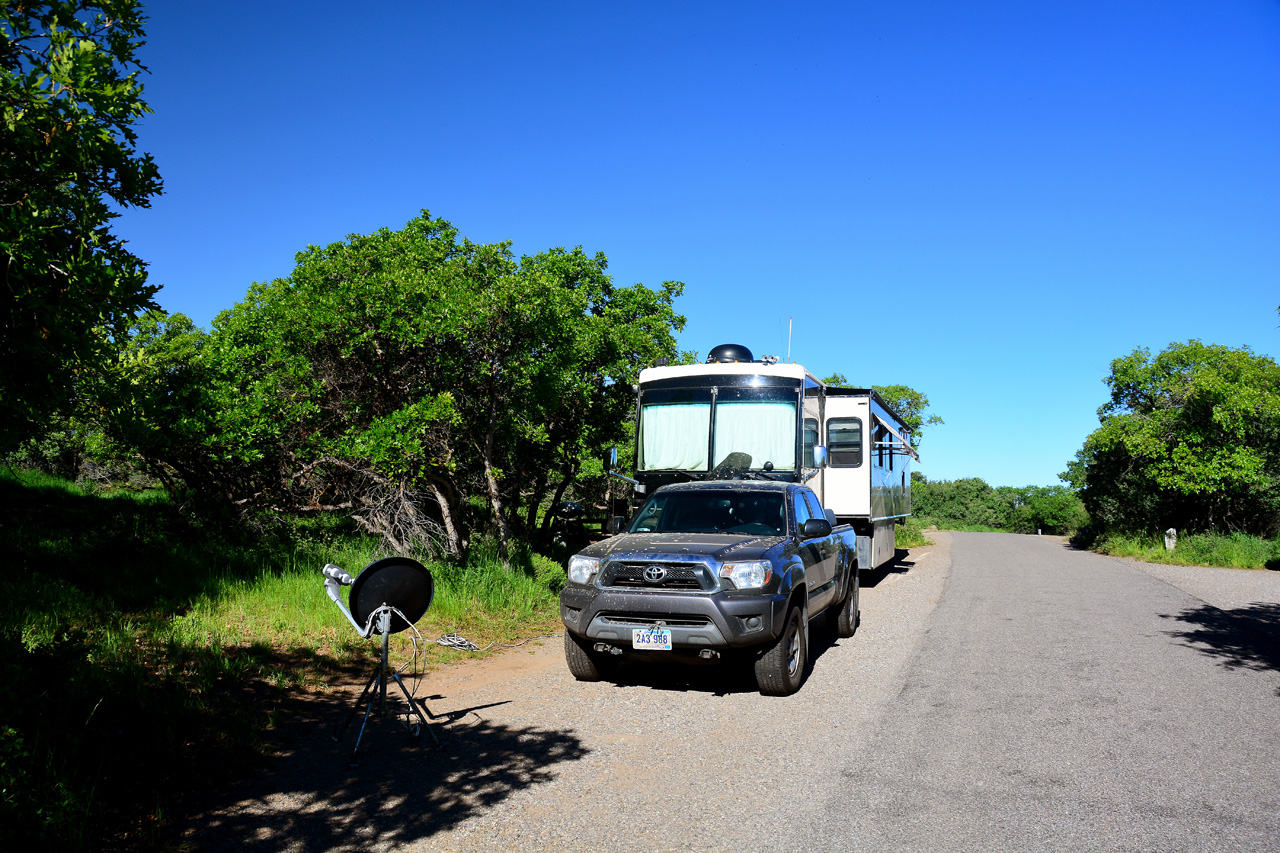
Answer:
349, 557, 434, 635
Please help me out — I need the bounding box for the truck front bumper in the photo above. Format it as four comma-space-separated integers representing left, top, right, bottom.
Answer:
560, 585, 789, 651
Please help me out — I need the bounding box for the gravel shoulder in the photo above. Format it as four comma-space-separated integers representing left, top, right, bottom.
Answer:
181, 537, 953, 852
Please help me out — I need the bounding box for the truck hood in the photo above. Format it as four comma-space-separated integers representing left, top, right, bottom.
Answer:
578, 533, 784, 563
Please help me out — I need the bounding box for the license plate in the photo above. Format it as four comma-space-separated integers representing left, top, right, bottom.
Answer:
632, 627, 672, 650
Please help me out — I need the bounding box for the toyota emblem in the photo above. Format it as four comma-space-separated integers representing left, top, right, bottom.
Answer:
642, 565, 668, 584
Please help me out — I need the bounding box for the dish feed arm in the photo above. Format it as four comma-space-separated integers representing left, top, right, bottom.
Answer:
322, 564, 372, 637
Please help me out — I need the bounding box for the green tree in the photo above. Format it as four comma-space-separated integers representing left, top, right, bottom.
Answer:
821, 373, 943, 449
1063, 340, 1280, 536
114, 212, 684, 558
1003, 484, 1089, 534
911, 474, 1013, 529
0, 1, 162, 450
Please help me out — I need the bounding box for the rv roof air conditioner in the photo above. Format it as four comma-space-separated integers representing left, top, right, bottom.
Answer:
706, 343, 754, 364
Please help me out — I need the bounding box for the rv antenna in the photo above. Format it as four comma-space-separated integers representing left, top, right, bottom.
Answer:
787, 315, 793, 362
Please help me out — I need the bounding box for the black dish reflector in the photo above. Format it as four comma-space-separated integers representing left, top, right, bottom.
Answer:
349, 557, 435, 635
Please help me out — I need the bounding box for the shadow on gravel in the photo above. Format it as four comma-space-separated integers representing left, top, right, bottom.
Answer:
600, 625, 854, 697
180, 692, 589, 851
1162, 602, 1280, 685
860, 549, 913, 589
604, 657, 760, 695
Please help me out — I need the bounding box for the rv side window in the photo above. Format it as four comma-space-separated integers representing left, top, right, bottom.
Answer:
827, 418, 862, 467
802, 418, 819, 468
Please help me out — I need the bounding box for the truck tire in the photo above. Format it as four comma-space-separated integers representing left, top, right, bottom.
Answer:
754, 605, 807, 696
564, 631, 611, 681
832, 563, 860, 639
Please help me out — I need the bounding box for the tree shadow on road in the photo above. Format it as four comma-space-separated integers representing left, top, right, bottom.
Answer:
179, 689, 590, 851
1161, 602, 1280, 687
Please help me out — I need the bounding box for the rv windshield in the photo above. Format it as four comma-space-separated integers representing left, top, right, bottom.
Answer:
713, 387, 798, 472
638, 386, 798, 473
639, 390, 711, 471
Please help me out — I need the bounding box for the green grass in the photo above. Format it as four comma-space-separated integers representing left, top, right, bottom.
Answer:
0, 467, 563, 849
1093, 531, 1280, 570
894, 517, 934, 548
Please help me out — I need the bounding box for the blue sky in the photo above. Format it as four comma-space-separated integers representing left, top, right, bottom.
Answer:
116, 1, 1280, 487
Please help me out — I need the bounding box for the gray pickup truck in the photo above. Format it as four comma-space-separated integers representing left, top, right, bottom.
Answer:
559, 480, 860, 695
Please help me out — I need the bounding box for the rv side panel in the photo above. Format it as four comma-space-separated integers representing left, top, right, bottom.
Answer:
822, 394, 870, 519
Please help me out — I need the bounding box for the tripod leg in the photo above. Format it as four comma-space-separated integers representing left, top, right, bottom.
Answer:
333, 665, 380, 742
391, 671, 442, 747
352, 684, 377, 760
379, 620, 390, 717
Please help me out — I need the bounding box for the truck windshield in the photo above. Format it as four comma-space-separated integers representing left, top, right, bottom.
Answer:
630, 491, 786, 536
637, 386, 798, 473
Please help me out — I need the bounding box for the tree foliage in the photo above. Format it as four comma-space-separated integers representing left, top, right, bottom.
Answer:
821, 373, 943, 449
1063, 340, 1280, 536
0, 1, 161, 449
103, 212, 685, 558
911, 472, 1087, 535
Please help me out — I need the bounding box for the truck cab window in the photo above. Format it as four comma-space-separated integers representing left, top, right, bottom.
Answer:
802, 489, 825, 521
792, 491, 812, 533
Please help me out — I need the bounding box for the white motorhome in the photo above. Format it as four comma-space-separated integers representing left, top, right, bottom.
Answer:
623, 342, 917, 572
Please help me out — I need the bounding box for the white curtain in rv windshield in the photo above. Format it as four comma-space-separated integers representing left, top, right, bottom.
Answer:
640, 403, 710, 470
713, 401, 796, 471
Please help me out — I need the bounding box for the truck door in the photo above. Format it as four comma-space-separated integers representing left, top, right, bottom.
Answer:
794, 488, 837, 610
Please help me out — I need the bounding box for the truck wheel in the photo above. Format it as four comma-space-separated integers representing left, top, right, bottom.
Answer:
564, 631, 611, 681
833, 564, 860, 638
754, 606, 807, 696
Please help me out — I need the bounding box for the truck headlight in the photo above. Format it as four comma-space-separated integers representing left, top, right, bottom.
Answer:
567, 556, 600, 585
719, 561, 772, 589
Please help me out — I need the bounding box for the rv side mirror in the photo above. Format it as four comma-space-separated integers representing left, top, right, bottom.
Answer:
604, 446, 618, 472
812, 445, 828, 468
605, 516, 627, 535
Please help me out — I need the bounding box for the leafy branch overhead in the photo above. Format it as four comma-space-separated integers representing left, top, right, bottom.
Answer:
0, 1, 162, 449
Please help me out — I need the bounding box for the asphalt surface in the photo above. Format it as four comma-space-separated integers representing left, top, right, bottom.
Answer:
183, 533, 1280, 852
801, 532, 1280, 852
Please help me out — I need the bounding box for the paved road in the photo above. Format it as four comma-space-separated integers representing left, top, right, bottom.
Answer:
185, 533, 1280, 852
801, 532, 1280, 852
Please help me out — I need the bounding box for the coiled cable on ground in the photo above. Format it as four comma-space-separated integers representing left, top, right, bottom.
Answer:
436, 631, 562, 652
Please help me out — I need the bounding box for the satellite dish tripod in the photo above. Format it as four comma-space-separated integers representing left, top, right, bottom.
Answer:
323, 562, 442, 759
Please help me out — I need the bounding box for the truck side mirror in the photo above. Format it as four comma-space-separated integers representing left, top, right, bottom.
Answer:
604, 446, 618, 472
605, 516, 627, 535
812, 445, 828, 468
802, 517, 832, 538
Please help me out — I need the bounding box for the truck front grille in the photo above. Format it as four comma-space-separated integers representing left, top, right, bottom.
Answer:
597, 613, 712, 629
601, 561, 714, 591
